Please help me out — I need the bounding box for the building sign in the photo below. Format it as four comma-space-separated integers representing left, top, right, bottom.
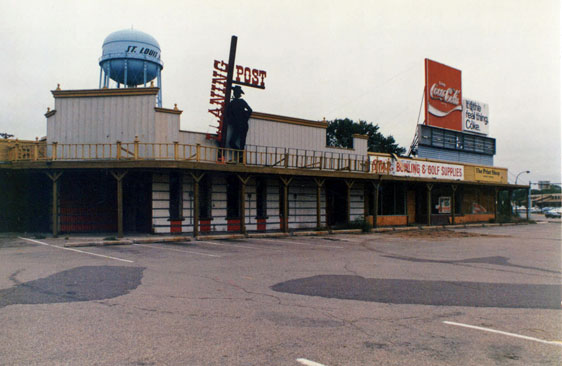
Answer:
474, 167, 502, 182
425, 59, 463, 131
438, 196, 451, 213
369, 156, 464, 180
462, 98, 489, 135
234, 65, 267, 88
207, 57, 267, 141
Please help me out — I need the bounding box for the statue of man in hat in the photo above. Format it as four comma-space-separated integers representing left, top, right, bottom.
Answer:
226, 85, 252, 151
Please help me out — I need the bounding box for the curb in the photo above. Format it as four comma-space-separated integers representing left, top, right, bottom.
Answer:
64, 236, 192, 248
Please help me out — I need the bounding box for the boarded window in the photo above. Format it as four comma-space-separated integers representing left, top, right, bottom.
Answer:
226, 175, 240, 219
169, 172, 183, 220
198, 176, 211, 220
256, 178, 267, 218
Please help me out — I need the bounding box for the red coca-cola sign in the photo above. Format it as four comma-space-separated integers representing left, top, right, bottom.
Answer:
425, 59, 462, 131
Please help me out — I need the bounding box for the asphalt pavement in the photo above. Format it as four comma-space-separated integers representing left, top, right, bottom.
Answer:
0, 222, 560, 366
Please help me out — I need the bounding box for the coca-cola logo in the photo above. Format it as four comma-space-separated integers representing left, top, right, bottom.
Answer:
430, 82, 460, 105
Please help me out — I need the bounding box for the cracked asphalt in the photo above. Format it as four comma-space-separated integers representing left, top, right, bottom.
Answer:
0, 223, 560, 366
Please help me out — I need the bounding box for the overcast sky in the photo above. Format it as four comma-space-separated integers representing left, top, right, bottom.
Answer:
0, 0, 559, 185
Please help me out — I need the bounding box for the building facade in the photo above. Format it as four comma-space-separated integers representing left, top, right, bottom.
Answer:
0, 86, 524, 236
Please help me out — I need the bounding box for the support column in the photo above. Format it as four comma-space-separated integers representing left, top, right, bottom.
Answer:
506, 189, 512, 220
111, 171, 127, 238
371, 179, 382, 228
526, 184, 531, 221
451, 184, 457, 225
494, 187, 499, 222
426, 183, 433, 226
237, 174, 251, 236
190, 172, 205, 238
344, 180, 354, 224
279, 176, 293, 233
46, 172, 62, 237
314, 178, 325, 229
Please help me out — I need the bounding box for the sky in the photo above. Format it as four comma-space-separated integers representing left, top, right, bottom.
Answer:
0, 0, 559, 185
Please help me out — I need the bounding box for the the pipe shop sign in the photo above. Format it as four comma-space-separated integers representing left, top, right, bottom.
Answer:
370, 156, 464, 180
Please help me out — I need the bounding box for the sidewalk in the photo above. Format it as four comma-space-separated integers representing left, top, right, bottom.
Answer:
9, 220, 540, 248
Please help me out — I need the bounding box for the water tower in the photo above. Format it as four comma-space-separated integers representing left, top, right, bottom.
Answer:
99, 29, 164, 106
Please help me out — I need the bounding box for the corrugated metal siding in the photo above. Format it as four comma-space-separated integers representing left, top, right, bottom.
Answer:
246, 118, 366, 155
418, 146, 493, 165
154, 111, 180, 143
49, 95, 156, 144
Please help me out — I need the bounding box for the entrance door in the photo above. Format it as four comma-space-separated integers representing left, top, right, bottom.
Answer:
325, 180, 348, 227
123, 172, 152, 233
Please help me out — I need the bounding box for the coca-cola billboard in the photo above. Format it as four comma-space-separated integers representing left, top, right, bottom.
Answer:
425, 59, 462, 131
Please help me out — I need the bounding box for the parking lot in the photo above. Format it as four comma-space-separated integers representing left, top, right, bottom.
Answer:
0, 222, 560, 366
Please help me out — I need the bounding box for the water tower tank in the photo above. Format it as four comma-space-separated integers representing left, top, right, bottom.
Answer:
99, 29, 164, 93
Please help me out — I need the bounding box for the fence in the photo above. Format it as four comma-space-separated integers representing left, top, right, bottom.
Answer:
4, 140, 370, 173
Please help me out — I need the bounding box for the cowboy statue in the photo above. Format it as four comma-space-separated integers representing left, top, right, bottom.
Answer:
225, 85, 253, 151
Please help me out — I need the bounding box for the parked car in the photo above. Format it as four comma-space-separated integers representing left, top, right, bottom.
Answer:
541, 206, 554, 214
545, 208, 562, 218
530, 207, 541, 213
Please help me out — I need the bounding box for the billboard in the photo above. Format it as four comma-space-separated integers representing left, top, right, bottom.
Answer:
425, 59, 462, 131
462, 98, 489, 135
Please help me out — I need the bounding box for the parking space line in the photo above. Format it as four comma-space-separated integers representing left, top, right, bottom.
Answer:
133, 243, 221, 257
197, 240, 280, 251
443, 321, 562, 347
257, 238, 344, 249
19, 237, 134, 263
296, 358, 327, 366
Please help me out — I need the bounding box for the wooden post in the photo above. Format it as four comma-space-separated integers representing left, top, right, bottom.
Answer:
279, 176, 293, 233
33, 138, 39, 161
116, 141, 122, 160
237, 174, 251, 236
46, 172, 63, 237
52, 142, 58, 160
314, 178, 325, 229
196, 144, 201, 162
111, 171, 127, 238
451, 184, 457, 225
190, 172, 205, 238
134, 136, 139, 160
494, 187, 499, 222
174, 141, 179, 160
426, 183, 433, 226
344, 180, 354, 224
371, 179, 381, 228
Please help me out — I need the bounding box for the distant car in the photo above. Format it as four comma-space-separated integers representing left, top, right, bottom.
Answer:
530, 207, 541, 213
541, 207, 554, 214
545, 208, 561, 218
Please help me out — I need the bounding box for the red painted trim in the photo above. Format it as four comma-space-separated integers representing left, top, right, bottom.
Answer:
227, 219, 241, 232
200, 219, 212, 232
257, 218, 266, 231
170, 220, 182, 233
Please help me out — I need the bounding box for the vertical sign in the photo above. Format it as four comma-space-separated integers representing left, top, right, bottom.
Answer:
425, 59, 462, 131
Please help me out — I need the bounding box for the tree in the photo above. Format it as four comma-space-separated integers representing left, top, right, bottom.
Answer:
0, 133, 14, 139
326, 118, 406, 155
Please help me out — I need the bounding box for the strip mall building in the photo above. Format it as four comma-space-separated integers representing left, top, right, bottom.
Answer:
0, 32, 525, 237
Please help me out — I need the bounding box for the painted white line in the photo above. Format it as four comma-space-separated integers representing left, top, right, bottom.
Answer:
296, 358, 327, 366
19, 237, 134, 263
257, 238, 343, 249
443, 321, 562, 347
133, 243, 221, 257
198, 240, 280, 251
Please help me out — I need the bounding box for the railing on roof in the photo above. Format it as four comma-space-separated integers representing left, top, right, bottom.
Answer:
4, 140, 370, 173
